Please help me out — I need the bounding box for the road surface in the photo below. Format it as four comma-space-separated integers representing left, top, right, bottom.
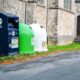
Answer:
0, 51, 80, 80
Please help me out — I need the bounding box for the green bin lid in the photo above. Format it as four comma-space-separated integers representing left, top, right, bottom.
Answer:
19, 23, 34, 36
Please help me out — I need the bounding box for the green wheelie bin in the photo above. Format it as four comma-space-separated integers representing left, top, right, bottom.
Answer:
19, 23, 35, 54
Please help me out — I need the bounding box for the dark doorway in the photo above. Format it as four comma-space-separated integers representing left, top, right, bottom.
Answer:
77, 16, 80, 36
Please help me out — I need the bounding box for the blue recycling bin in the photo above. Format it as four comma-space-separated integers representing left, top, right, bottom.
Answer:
0, 13, 19, 56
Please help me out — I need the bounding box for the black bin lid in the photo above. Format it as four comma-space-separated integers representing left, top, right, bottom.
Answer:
0, 12, 18, 18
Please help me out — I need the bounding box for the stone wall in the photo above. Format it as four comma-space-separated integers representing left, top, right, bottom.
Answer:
56, 0, 75, 45
57, 10, 75, 45
26, 0, 58, 45
0, 0, 25, 23
0, 0, 76, 45
75, 3, 80, 15
47, 9, 58, 45
33, 5, 47, 28
26, 2, 35, 24
74, 3, 80, 37
58, 0, 75, 12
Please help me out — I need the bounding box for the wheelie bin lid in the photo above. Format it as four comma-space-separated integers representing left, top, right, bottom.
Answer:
19, 22, 34, 37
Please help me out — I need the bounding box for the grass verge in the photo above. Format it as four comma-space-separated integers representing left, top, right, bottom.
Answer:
0, 42, 80, 64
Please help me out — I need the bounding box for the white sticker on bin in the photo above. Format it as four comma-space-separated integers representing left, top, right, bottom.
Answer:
11, 38, 18, 48
0, 18, 2, 25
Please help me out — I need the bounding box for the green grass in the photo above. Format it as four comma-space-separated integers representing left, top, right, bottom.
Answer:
0, 42, 80, 63
48, 43, 80, 52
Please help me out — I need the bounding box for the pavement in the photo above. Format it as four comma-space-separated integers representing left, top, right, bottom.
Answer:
0, 51, 80, 80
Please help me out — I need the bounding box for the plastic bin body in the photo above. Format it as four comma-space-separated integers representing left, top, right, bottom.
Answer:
30, 23, 48, 52
0, 13, 19, 56
19, 23, 35, 54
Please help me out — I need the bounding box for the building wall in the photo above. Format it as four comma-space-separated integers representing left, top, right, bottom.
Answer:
26, 0, 47, 24
75, 1, 80, 36
47, 9, 58, 45
26, 2, 35, 24
33, 5, 47, 28
57, 0, 75, 45
58, 0, 75, 12
29, 0, 58, 45
57, 10, 75, 45
74, 2, 80, 37
0, 0, 25, 23
76, 3, 80, 15
47, 0, 58, 45
0, 0, 76, 45
73, 1, 80, 38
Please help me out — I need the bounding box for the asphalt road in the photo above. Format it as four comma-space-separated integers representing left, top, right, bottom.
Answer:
0, 51, 80, 80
